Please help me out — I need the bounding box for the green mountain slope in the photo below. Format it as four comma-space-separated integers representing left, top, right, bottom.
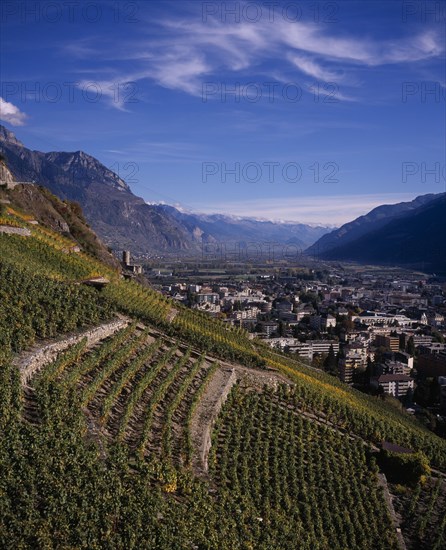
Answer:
0, 169, 119, 269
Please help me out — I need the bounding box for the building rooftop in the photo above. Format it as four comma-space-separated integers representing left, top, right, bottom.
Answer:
381, 441, 414, 454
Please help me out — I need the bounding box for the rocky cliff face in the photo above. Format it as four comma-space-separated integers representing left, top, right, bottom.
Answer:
0, 125, 24, 147
0, 160, 15, 186
0, 127, 196, 254
0, 158, 119, 269
44, 151, 131, 192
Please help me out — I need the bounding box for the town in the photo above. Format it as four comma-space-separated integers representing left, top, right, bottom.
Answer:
129, 251, 446, 438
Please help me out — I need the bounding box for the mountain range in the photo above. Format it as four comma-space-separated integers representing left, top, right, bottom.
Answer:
307, 193, 446, 273
0, 125, 331, 256
2, 124, 444, 272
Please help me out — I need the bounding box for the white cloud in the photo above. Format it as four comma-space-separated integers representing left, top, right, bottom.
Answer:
280, 22, 441, 66
66, 15, 444, 104
0, 97, 28, 126
76, 78, 135, 111
146, 19, 443, 94
287, 54, 342, 82
146, 50, 211, 96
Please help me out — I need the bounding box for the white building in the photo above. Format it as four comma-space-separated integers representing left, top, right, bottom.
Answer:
322, 314, 337, 329
373, 374, 414, 398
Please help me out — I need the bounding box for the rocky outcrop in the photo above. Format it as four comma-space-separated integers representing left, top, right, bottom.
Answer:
0, 160, 16, 188
0, 180, 120, 269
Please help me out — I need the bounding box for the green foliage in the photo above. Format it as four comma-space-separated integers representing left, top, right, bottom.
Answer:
116, 345, 179, 441
161, 354, 205, 459
260, 348, 446, 469
0, 358, 210, 549
0, 351, 22, 430
39, 329, 213, 468
395, 477, 446, 549
1, 216, 446, 548
0, 262, 113, 352
380, 450, 431, 486
0, 232, 104, 280
60, 323, 137, 390
2, 225, 446, 470
172, 307, 266, 368
100, 339, 162, 424
209, 385, 400, 550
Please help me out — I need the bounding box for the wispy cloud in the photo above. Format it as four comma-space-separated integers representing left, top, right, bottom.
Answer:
102, 140, 209, 163
0, 97, 28, 126
146, 49, 211, 96
65, 13, 444, 107
287, 53, 343, 82
76, 78, 139, 111
190, 193, 420, 225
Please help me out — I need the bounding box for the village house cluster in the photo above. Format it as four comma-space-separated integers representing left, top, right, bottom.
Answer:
148, 264, 446, 428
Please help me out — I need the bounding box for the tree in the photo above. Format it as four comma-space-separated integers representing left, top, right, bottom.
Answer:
406, 336, 415, 356
363, 356, 372, 382
324, 344, 337, 374
312, 353, 325, 370
380, 450, 431, 487
278, 321, 285, 337
414, 378, 439, 408
403, 387, 414, 407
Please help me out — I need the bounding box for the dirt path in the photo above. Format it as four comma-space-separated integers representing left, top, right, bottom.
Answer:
229, 363, 292, 390
166, 308, 178, 323
189, 360, 293, 475
190, 366, 237, 474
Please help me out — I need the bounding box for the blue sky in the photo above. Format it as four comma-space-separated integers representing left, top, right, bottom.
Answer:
1, 0, 445, 224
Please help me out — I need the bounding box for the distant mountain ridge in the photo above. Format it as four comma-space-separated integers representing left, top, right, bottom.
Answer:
307, 193, 446, 273
306, 194, 441, 256
156, 205, 330, 250
0, 125, 332, 255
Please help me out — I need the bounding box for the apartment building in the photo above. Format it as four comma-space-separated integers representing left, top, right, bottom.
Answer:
375, 334, 400, 352
372, 374, 414, 398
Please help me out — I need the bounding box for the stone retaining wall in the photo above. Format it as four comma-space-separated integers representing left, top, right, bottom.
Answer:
0, 225, 31, 236
198, 368, 238, 473
15, 318, 129, 385
377, 473, 407, 550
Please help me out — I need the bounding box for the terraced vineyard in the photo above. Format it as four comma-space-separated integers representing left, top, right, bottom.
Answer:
393, 476, 446, 550
209, 385, 400, 550
2, 200, 446, 548
0, 262, 114, 353
3, 222, 446, 471
28, 323, 218, 467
